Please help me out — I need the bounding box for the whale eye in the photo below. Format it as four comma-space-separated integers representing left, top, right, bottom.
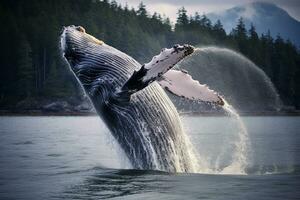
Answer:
76, 26, 86, 33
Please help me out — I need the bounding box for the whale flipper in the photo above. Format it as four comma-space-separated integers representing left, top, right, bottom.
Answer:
159, 70, 224, 106
118, 44, 223, 106
118, 44, 194, 97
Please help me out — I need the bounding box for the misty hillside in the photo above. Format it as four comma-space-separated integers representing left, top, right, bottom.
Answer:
208, 2, 300, 47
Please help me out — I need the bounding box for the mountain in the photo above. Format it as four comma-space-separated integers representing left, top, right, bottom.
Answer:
208, 2, 300, 47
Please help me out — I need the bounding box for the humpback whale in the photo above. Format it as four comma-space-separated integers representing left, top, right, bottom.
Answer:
60, 25, 224, 172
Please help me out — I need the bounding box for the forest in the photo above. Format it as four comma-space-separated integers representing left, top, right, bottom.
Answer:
0, 0, 299, 111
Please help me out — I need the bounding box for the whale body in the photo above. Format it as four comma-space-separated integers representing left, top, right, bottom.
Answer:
61, 26, 223, 172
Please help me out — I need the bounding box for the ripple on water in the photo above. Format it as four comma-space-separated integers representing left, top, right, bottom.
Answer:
13, 141, 34, 145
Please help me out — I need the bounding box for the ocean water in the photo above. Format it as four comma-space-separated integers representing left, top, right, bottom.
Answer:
0, 116, 299, 200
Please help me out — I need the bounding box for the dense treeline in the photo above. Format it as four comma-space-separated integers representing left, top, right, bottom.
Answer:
229, 18, 300, 108
0, 0, 299, 110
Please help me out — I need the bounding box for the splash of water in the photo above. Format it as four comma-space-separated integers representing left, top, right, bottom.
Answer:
175, 47, 281, 112
172, 47, 258, 174
220, 100, 251, 174
187, 99, 251, 175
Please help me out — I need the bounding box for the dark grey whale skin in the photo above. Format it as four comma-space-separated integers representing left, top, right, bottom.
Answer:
61, 26, 195, 172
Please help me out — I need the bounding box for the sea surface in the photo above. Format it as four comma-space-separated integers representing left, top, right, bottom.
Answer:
0, 116, 299, 200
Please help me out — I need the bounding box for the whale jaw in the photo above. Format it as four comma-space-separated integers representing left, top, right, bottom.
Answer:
60, 25, 104, 69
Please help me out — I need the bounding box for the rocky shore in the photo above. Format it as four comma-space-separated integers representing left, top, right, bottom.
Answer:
1, 97, 299, 116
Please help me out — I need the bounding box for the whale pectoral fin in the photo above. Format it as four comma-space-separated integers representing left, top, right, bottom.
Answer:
119, 44, 194, 97
158, 70, 224, 106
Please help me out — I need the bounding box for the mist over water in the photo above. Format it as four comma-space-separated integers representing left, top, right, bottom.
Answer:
175, 47, 281, 112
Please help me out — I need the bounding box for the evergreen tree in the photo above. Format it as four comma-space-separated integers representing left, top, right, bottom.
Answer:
231, 17, 247, 40
247, 23, 260, 63
137, 2, 147, 17
213, 20, 226, 39
249, 23, 258, 41
231, 17, 248, 53
200, 15, 212, 29
194, 12, 201, 24
176, 7, 189, 27
17, 36, 34, 98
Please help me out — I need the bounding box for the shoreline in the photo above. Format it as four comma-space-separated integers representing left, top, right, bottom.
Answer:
1, 110, 300, 117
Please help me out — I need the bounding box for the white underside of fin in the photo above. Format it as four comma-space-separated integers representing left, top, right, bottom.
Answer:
159, 70, 224, 105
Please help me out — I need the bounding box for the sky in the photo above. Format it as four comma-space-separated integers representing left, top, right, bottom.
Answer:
115, 0, 300, 23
